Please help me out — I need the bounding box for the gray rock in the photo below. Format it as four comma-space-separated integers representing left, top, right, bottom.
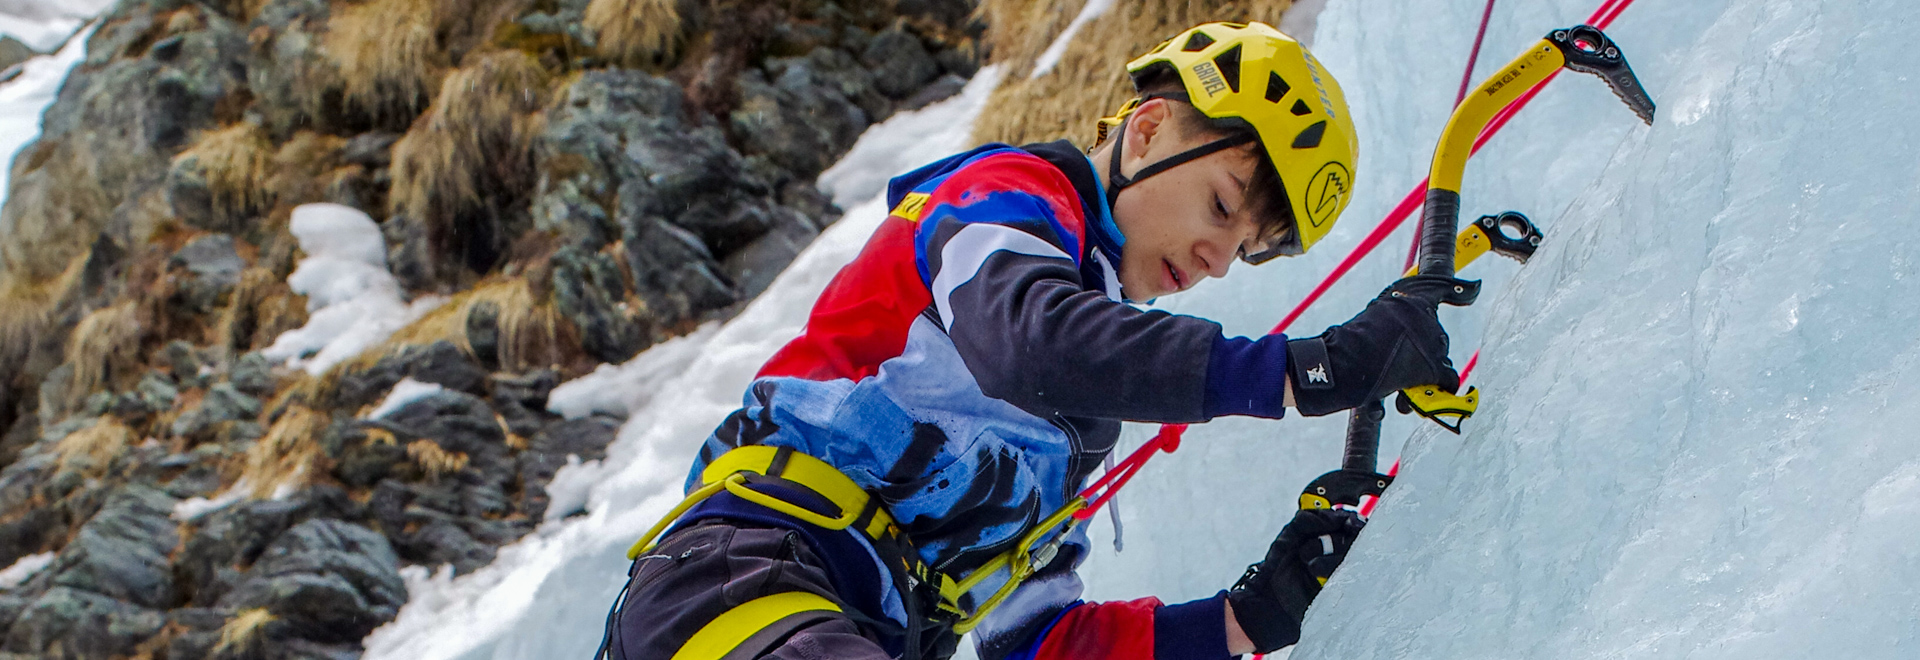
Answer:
862, 29, 940, 98
377, 390, 509, 483
549, 246, 642, 363
171, 233, 245, 287
0, 586, 165, 659
45, 485, 179, 609
723, 206, 821, 301
163, 340, 206, 386
519, 415, 621, 520
0, 36, 34, 74
172, 233, 249, 312
330, 426, 408, 489
230, 352, 275, 396
218, 519, 406, 643
340, 132, 400, 168
491, 370, 561, 437
902, 73, 968, 111
400, 512, 495, 575
622, 217, 737, 322
730, 60, 870, 180
171, 383, 263, 442
397, 341, 487, 396
133, 371, 180, 415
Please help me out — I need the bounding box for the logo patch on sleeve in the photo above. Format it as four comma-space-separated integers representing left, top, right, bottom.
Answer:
891, 192, 932, 222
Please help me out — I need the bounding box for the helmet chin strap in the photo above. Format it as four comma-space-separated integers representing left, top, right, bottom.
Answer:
1105, 111, 1258, 210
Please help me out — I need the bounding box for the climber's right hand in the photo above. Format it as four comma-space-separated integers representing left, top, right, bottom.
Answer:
1226, 508, 1368, 653
1285, 274, 1480, 416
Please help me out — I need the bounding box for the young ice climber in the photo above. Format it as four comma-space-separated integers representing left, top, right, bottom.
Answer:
600, 21, 1475, 660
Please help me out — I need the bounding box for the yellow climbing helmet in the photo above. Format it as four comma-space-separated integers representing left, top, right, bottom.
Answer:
1114, 21, 1359, 259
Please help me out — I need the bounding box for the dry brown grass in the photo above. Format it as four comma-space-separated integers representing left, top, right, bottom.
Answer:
0, 255, 86, 373
0, 142, 115, 285
174, 123, 275, 229
213, 608, 276, 657
63, 302, 144, 409
585, 0, 683, 66
325, 0, 446, 128
405, 438, 468, 480
242, 405, 328, 498
970, 0, 1295, 147
383, 277, 569, 372
389, 50, 550, 281
217, 267, 310, 354
55, 419, 133, 477
268, 131, 349, 211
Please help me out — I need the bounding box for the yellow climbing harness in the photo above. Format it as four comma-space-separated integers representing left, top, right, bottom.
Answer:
627, 445, 1091, 657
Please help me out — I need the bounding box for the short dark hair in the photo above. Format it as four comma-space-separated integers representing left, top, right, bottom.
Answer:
1131, 66, 1296, 249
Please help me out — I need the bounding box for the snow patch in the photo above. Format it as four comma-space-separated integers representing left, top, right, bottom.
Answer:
815, 65, 1005, 208
261, 204, 446, 375
0, 551, 51, 589
365, 378, 448, 420
0, 20, 93, 199
172, 479, 252, 521
1028, 0, 1114, 79
544, 325, 722, 420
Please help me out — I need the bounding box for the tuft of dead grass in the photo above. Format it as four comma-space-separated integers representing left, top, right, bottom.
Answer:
585, 0, 683, 66
0, 255, 87, 374
55, 418, 133, 477
242, 405, 328, 499
970, 0, 1295, 147
218, 267, 309, 354
324, 0, 446, 129
213, 608, 276, 657
173, 123, 275, 230
64, 302, 143, 410
405, 438, 468, 480
383, 277, 569, 372
389, 50, 550, 281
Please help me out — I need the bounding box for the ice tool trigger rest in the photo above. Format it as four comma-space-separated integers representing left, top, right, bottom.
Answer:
1398, 24, 1655, 433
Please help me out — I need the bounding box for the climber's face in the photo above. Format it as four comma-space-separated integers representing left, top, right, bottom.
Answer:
1105, 99, 1268, 301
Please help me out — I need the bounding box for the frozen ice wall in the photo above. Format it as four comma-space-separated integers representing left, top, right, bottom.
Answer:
1093, 0, 1920, 658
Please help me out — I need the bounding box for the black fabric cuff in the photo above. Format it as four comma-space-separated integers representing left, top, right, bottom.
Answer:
1154, 591, 1233, 660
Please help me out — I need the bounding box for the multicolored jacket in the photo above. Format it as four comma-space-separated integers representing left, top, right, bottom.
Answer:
688, 140, 1293, 660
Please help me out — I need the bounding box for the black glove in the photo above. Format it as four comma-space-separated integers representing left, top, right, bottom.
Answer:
1287, 274, 1480, 416
1227, 508, 1367, 653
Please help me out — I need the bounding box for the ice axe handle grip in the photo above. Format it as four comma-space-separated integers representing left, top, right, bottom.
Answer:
1417, 189, 1463, 277
1341, 399, 1386, 472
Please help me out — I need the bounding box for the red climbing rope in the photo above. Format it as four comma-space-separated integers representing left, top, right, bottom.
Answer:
1074, 0, 1641, 523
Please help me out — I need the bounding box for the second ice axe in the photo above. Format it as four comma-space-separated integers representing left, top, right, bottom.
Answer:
1397, 24, 1656, 432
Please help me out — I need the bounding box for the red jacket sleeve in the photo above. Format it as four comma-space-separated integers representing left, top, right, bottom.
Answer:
1021, 593, 1233, 660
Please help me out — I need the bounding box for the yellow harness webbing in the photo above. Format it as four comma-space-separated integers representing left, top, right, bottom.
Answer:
668, 591, 843, 660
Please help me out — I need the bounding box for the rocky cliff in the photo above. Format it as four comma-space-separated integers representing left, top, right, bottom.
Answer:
0, 0, 979, 657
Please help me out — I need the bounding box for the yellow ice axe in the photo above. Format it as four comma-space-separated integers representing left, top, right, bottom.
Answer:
1399, 25, 1655, 432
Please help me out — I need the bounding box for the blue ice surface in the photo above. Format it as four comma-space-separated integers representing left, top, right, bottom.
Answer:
1080, 0, 1920, 658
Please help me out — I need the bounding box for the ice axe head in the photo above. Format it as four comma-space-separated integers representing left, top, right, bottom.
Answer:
1548, 25, 1657, 125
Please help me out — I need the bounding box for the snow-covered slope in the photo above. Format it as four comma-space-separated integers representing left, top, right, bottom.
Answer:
364, 0, 1920, 656
0, 17, 92, 201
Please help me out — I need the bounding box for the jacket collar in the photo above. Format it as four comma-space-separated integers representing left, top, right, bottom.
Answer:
1018, 140, 1125, 264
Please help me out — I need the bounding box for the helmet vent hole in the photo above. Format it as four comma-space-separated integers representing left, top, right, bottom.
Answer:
1181, 32, 1215, 52
1214, 45, 1243, 93
1292, 120, 1327, 149
1290, 99, 1312, 116
1265, 72, 1291, 103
